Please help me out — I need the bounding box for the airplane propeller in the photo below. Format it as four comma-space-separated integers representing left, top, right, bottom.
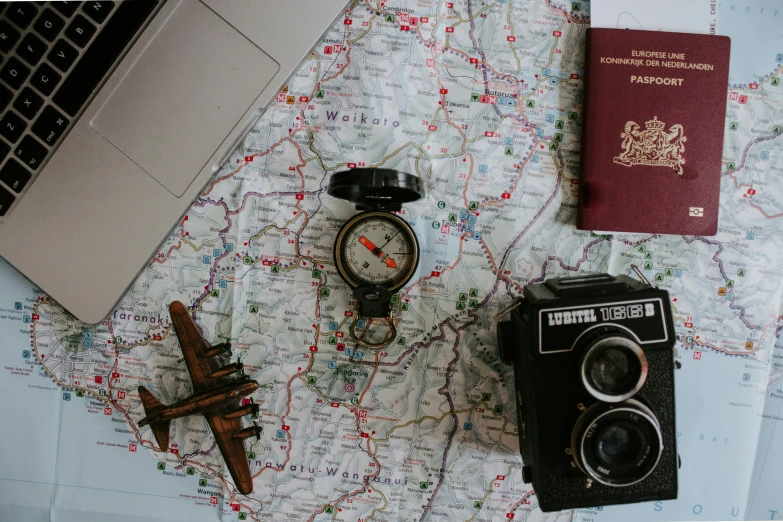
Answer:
247, 396, 260, 418
252, 422, 263, 442
246, 398, 261, 440
234, 352, 248, 378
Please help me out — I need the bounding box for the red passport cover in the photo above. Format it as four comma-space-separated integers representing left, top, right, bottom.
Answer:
578, 29, 730, 235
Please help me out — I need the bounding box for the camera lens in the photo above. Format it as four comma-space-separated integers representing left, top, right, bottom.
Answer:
596, 422, 643, 465
581, 336, 648, 402
571, 399, 663, 487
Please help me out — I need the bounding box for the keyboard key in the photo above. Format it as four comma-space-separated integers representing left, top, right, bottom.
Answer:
0, 57, 30, 89
34, 8, 65, 42
0, 19, 21, 53
0, 83, 12, 112
17, 33, 47, 66
64, 14, 95, 48
14, 135, 47, 170
54, 0, 158, 117
82, 1, 114, 24
30, 62, 61, 96
32, 105, 69, 145
14, 87, 44, 119
53, 2, 81, 18
0, 183, 15, 216
0, 158, 31, 192
0, 139, 9, 162
48, 39, 78, 72
6, 2, 38, 29
54, 0, 157, 117
0, 111, 25, 142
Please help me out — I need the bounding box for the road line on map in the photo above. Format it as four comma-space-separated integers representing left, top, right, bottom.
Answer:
418, 322, 461, 520
465, 465, 520, 522
31, 3, 598, 516
529, 238, 605, 284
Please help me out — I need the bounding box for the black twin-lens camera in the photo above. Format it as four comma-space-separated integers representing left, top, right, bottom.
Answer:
498, 273, 677, 512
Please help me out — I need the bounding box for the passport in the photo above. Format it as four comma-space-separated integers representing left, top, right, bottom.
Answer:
577, 29, 730, 235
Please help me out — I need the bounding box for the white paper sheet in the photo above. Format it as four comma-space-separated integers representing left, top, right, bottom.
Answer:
591, 0, 719, 34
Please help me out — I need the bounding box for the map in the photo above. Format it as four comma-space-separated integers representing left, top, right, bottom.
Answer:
1, 0, 782, 520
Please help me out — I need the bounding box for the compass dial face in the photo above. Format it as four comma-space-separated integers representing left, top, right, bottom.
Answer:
335, 213, 419, 290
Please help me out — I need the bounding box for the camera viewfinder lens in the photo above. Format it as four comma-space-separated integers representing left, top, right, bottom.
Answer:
581, 336, 648, 402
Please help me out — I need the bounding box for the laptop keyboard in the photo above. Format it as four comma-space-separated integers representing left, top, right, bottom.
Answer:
0, 0, 159, 217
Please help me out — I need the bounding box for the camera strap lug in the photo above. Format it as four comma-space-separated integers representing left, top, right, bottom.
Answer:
631, 264, 656, 288
495, 299, 523, 321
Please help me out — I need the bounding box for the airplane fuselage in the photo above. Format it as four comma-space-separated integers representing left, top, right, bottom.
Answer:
142, 379, 258, 425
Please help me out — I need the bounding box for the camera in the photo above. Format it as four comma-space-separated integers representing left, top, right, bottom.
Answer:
498, 273, 678, 512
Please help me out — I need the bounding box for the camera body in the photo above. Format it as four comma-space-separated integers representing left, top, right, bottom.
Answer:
498, 273, 677, 512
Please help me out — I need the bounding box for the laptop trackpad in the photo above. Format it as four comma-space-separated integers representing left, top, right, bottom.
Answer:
92, 1, 279, 197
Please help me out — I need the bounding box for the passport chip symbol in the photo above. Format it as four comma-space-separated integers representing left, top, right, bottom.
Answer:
689, 207, 704, 217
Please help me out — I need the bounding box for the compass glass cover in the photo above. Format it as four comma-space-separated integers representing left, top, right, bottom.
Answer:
337, 214, 417, 289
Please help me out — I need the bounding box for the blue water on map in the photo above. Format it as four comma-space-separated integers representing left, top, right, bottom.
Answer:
720, 0, 783, 84
575, 351, 767, 521
0, 259, 217, 522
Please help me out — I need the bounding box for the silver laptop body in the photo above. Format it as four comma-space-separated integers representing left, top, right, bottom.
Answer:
0, 0, 349, 323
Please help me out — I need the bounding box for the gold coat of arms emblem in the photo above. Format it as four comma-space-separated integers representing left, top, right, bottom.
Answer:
613, 117, 687, 175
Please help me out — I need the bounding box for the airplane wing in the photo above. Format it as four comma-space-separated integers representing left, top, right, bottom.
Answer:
168, 301, 227, 392
205, 406, 255, 495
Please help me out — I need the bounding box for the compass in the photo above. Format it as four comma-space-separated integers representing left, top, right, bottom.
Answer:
336, 213, 418, 290
328, 169, 424, 347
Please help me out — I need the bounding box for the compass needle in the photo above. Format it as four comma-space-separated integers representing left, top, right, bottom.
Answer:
341, 215, 415, 286
359, 235, 379, 254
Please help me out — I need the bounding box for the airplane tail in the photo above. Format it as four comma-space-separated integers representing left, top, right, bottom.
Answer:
137, 386, 171, 452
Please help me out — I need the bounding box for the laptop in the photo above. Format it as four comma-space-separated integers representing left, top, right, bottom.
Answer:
0, 0, 349, 324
